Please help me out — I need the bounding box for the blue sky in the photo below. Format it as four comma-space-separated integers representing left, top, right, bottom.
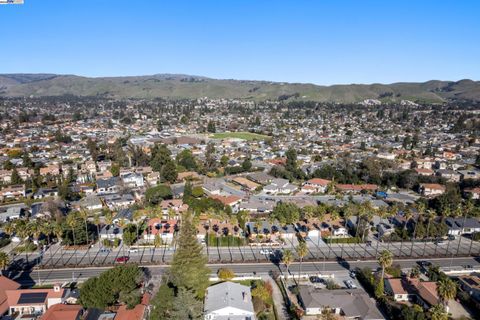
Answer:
0, 0, 479, 84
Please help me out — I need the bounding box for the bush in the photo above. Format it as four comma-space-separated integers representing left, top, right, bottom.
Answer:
103, 238, 120, 248
385, 264, 402, 278
145, 185, 172, 205
472, 232, 480, 241
0, 237, 11, 249
14, 241, 37, 253
217, 268, 235, 281
323, 237, 361, 244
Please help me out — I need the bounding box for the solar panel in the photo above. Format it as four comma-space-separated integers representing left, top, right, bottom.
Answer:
17, 292, 48, 304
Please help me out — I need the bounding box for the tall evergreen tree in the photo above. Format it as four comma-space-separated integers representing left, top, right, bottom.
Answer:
169, 212, 210, 297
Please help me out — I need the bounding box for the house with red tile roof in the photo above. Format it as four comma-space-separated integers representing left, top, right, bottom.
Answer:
115, 293, 150, 320
5, 285, 67, 317
336, 184, 378, 193
39, 304, 83, 320
143, 218, 178, 244
0, 276, 21, 316
419, 183, 445, 197
209, 195, 242, 211
302, 178, 331, 193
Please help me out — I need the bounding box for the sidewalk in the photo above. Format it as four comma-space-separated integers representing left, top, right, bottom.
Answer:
263, 275, 289, 320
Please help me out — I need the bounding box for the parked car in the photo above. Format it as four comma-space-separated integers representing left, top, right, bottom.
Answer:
418, 260, 431, 268
99, 248, 110, 254
349, 270, 356, 278
309, 276, 323, 283
116, 256, 130, 263
448, 235, 456, 240
128, 248, 139, 253
344, 279, 357, 289
260, 249, 273, 255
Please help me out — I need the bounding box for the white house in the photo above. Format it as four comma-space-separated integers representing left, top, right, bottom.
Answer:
204, 282, 255, 320
121, 172, 144, 188
263, 178, 297, 195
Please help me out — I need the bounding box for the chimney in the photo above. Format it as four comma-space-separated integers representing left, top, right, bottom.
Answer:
242, 291, 247, 302
53, 284, 61, 292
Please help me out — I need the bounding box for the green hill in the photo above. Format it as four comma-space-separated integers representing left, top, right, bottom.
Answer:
0, 73, 479, 103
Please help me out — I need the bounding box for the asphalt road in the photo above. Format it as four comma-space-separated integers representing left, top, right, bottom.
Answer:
6, 236, 477, 269
8, 255, 479, 286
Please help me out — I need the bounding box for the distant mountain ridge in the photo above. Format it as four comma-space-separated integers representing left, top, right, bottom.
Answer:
0, 73, 479, 103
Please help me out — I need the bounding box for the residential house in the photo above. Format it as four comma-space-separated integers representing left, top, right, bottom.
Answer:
302, 178, 331, 194
115, 293, 150, 320
384, 278, 410, 302
121, 172, 144, 188
39, 304, 83, 320
419, 183, 445, 197
458, 275, 480, 303
0, 185, 26, 201
204, 282, 255, 320
40, 164, 60, 177
231, 177, 260, 191
96, 177, 120, 195
5, 285, 67, 317
336, 184, 378, 194
0, 276, 21, 316
113, 208, 134, 224
263, 178, 297, 195
0, 204, 26, 222
445, 217, 480, 235
298, 286, 384, 319
436, 169, 461, 182
99, 224, 123, 240
160, 199, 189, 219
209, 195, 242, 212
143, 218, 177, 244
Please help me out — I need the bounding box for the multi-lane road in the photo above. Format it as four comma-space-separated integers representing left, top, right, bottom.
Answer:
5, 235, 478, 269
4, 234, 479, 286
8, 256, 479, 286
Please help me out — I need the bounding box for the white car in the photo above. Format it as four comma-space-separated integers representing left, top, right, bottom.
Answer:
259, 249, 273, 255
344, 280, 357, 289
128, 248, 139, 253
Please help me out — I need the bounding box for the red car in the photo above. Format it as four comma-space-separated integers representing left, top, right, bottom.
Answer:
116, 256, 130, 263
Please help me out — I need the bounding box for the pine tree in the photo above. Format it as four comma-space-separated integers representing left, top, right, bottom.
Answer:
169, 212, 210, 297
10, 168, 22, 184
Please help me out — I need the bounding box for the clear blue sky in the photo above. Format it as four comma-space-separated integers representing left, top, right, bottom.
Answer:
0, 0, 479, 85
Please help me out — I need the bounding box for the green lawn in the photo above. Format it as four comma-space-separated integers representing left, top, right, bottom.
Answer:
211, 132, 271, 141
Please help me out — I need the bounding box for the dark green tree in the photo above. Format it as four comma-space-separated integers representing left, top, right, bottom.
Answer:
169, 212, 210, 297
145, 185, 173, 205
161, 161, 178, 183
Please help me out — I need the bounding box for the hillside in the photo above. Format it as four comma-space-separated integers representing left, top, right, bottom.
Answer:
0, 73, 479, 103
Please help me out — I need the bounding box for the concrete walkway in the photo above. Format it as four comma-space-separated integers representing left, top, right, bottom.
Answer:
263, 275, 289, 320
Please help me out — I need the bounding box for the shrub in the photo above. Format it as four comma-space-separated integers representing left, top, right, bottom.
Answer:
217, 268, 235, 281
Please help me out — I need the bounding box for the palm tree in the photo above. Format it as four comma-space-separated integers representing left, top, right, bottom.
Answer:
66, 213, 78, 265
296, 241, 308, 281
282, 249, 293, 277
3, 221, 15, 237
0, 252, 10, 275
437, 278, 457, 309
93, 214, 101, 243
41, 221, 54, 246
53, 221, 63, 243
378, 250, 393, 280
117, 219, 127, 258
423, 210, 436, 256
79, 210, 91, 264
429, 304, 448, 320
104, 210, 114, 243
